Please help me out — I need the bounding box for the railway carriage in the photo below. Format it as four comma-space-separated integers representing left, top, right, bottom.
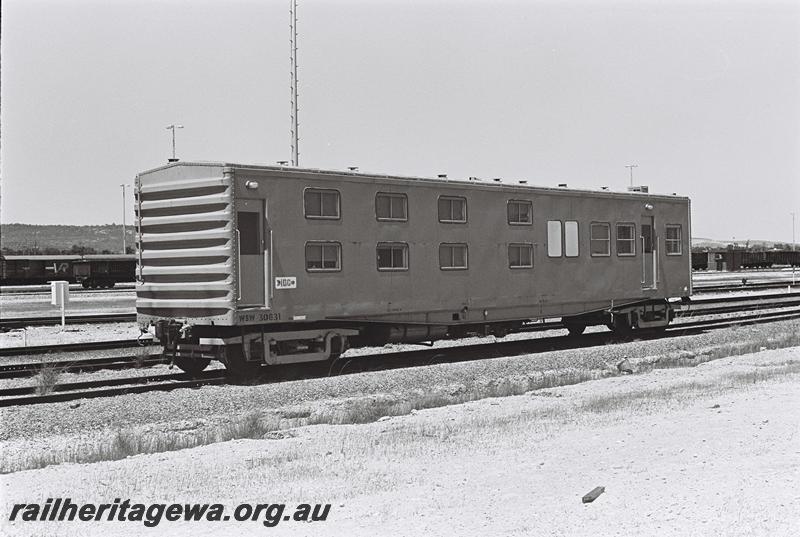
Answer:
135, 162, 692, 376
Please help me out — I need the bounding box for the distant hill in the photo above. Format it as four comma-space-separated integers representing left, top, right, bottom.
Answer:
0, 224, 135, 255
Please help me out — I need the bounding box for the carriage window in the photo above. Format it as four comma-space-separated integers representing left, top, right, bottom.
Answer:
438, 196, 467, 223
616, 223, 636, 256
377, 243, 409, 270
547, 221, 562, 257
439, 243, 468, 269
305, 242, 341, 271
509, 243, 533, 268
565, 221, 579, 257
666, 225, 682, 255
304, 189, 340, 219
376, 193, 408, 221
590, 223, 610, 256
507, 200, 532, 225
237, 211, 261, 255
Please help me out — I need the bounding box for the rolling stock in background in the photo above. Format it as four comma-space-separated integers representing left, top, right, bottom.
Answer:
0, 254, 135, 288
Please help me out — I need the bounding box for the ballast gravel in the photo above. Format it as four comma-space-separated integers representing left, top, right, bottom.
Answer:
1, 318, 797, 454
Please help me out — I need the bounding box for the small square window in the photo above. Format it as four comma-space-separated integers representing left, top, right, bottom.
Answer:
666, 225, 682, 255
377, 243, 409, 270
438, 196, 467, 223
305, 242, 341, 271
376, 193, 408, 221
507, 200, 532, 225
590, 223, 610, 256
509, 243, 533, 268
439, 243, 468, 269
304, 189, 340, 219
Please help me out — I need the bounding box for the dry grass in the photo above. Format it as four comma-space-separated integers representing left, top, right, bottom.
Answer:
34, 360, 61, 395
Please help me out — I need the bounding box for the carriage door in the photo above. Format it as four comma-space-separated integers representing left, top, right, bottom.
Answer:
641, 215, 657, 289
235, 199, 267, 307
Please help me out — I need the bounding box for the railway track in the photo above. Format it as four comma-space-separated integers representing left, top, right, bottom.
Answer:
0, 337, 154, 357
692, 280, 798, 293
1, 280, 796, 329
0, 354, 166, 380
2, 292, 798, 381
0, 372, 226, 408
2, 303, 798, 408
0, 313, 135, 330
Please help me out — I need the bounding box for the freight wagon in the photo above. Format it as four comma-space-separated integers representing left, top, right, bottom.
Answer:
135, 162, 692, 376
0, 254, 136, 287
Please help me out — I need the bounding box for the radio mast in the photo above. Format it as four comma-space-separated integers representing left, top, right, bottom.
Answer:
290, 0, 299, 166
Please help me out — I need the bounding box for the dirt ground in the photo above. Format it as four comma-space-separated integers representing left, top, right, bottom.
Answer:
1, 346, 798, 537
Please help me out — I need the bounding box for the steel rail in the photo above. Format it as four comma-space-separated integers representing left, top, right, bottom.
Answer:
0, 370, 224, 400
0, 338, 154, 357
0, 313, 136, 330
0, 355, 166, 380
0, 376, 226, 408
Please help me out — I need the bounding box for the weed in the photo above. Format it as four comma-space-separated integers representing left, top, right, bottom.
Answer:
34, 360, 61, 395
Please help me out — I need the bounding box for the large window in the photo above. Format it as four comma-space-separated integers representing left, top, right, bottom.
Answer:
304, 189, 340, 219
439, 243, 468, 270
666, 225, 683, 255
305, 242, 341, 271
509, 243, 533, 268
565, 221, 579, 257
438, 196, 467, 223
377, 243, 409, 271
590, 222, 610, 256
507, 200, 532, 225
547, 221, 562, 257
376, 193, 408, 222
616, 223, 635, 256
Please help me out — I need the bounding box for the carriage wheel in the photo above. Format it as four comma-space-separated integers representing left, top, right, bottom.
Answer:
565, 323, 586, 336
173, 356, 211, 377
224, 344, 263, 379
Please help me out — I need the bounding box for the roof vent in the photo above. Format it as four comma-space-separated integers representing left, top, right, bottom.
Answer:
627, 185, 649, 193
558, 183, 567, 188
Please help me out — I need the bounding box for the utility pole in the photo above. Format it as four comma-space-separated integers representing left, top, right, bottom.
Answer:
166, 124, 184, 162
120, 184, 127, 254
290, 0, 299, 166
625, 164, 638, 187
792, 212, 796, 285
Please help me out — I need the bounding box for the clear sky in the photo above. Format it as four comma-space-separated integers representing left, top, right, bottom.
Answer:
1, 0, 798, 243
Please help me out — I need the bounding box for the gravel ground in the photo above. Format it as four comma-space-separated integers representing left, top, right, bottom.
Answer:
1, 317, 797, 472
0, 322, 144, 349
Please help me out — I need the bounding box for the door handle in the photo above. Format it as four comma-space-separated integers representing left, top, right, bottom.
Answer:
235, 228, 241, 300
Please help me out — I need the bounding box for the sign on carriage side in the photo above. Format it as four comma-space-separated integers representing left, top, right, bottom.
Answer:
275, 277, 297, 289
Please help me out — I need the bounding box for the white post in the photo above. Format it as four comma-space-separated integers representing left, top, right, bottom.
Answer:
51, 281, 70, 329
